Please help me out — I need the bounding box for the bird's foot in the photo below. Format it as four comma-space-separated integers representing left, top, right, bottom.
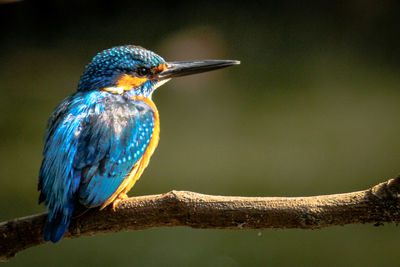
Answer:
112, 193, 128, 211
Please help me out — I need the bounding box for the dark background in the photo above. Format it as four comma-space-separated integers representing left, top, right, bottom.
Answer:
1, 0, 400, 266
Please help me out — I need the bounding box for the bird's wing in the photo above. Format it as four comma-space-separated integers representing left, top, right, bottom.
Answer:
39, 91, 155, 214
74, 97, 155, 207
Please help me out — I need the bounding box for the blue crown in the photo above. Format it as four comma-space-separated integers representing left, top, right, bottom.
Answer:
78, 45, 165, 91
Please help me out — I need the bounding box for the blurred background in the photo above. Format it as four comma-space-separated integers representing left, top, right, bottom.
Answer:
1, 0, 400, 266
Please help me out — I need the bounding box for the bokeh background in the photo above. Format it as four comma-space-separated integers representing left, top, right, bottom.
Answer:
1, 0, 400, 266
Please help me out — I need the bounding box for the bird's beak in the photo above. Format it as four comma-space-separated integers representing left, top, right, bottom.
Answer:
157, 60, 240, 80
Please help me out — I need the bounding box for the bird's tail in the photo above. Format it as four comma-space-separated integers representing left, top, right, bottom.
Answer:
43, 203, 74, 243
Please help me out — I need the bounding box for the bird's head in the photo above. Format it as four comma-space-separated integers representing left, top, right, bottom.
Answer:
78, 45, 239, 98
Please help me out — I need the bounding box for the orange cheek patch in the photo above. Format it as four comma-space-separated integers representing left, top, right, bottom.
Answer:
117, 74, 148, 90
152, 63, 167, 73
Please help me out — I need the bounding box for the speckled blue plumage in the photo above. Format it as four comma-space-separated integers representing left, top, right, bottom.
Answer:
38, 45, 162, 242
78, 45, 164, 95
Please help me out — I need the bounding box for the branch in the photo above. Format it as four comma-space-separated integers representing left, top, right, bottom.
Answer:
2, 175, 400, 260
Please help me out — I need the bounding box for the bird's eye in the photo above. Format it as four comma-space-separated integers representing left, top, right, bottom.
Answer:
137, 67, 150, 77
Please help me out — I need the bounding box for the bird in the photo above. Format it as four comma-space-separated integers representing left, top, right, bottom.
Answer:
38, 45, 239, 243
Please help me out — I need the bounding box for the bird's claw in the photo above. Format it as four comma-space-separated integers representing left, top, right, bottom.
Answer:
112, 193, 128, 211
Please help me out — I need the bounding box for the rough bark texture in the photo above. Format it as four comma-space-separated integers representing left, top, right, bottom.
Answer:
1, 175, 400, 260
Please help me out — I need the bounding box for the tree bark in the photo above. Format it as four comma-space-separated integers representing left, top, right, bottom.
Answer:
1, 175, 400, 260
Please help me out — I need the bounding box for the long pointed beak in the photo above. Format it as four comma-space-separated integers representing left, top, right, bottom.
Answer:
158, 60, 240, 80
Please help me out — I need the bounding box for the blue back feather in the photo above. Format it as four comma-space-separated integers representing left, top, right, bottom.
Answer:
39, 91, 155, 242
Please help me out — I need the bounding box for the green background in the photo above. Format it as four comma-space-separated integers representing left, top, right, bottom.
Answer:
1, 1, 400, 266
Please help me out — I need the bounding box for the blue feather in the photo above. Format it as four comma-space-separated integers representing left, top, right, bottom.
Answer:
77, 45, 164, 93
39, 90, 155, 242
43, 199, 74, 243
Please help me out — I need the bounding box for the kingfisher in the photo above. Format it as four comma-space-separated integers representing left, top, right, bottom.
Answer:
38, 45, 239, 243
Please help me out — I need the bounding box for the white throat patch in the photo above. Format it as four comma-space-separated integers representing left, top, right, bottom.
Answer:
103, 86, 125, 95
